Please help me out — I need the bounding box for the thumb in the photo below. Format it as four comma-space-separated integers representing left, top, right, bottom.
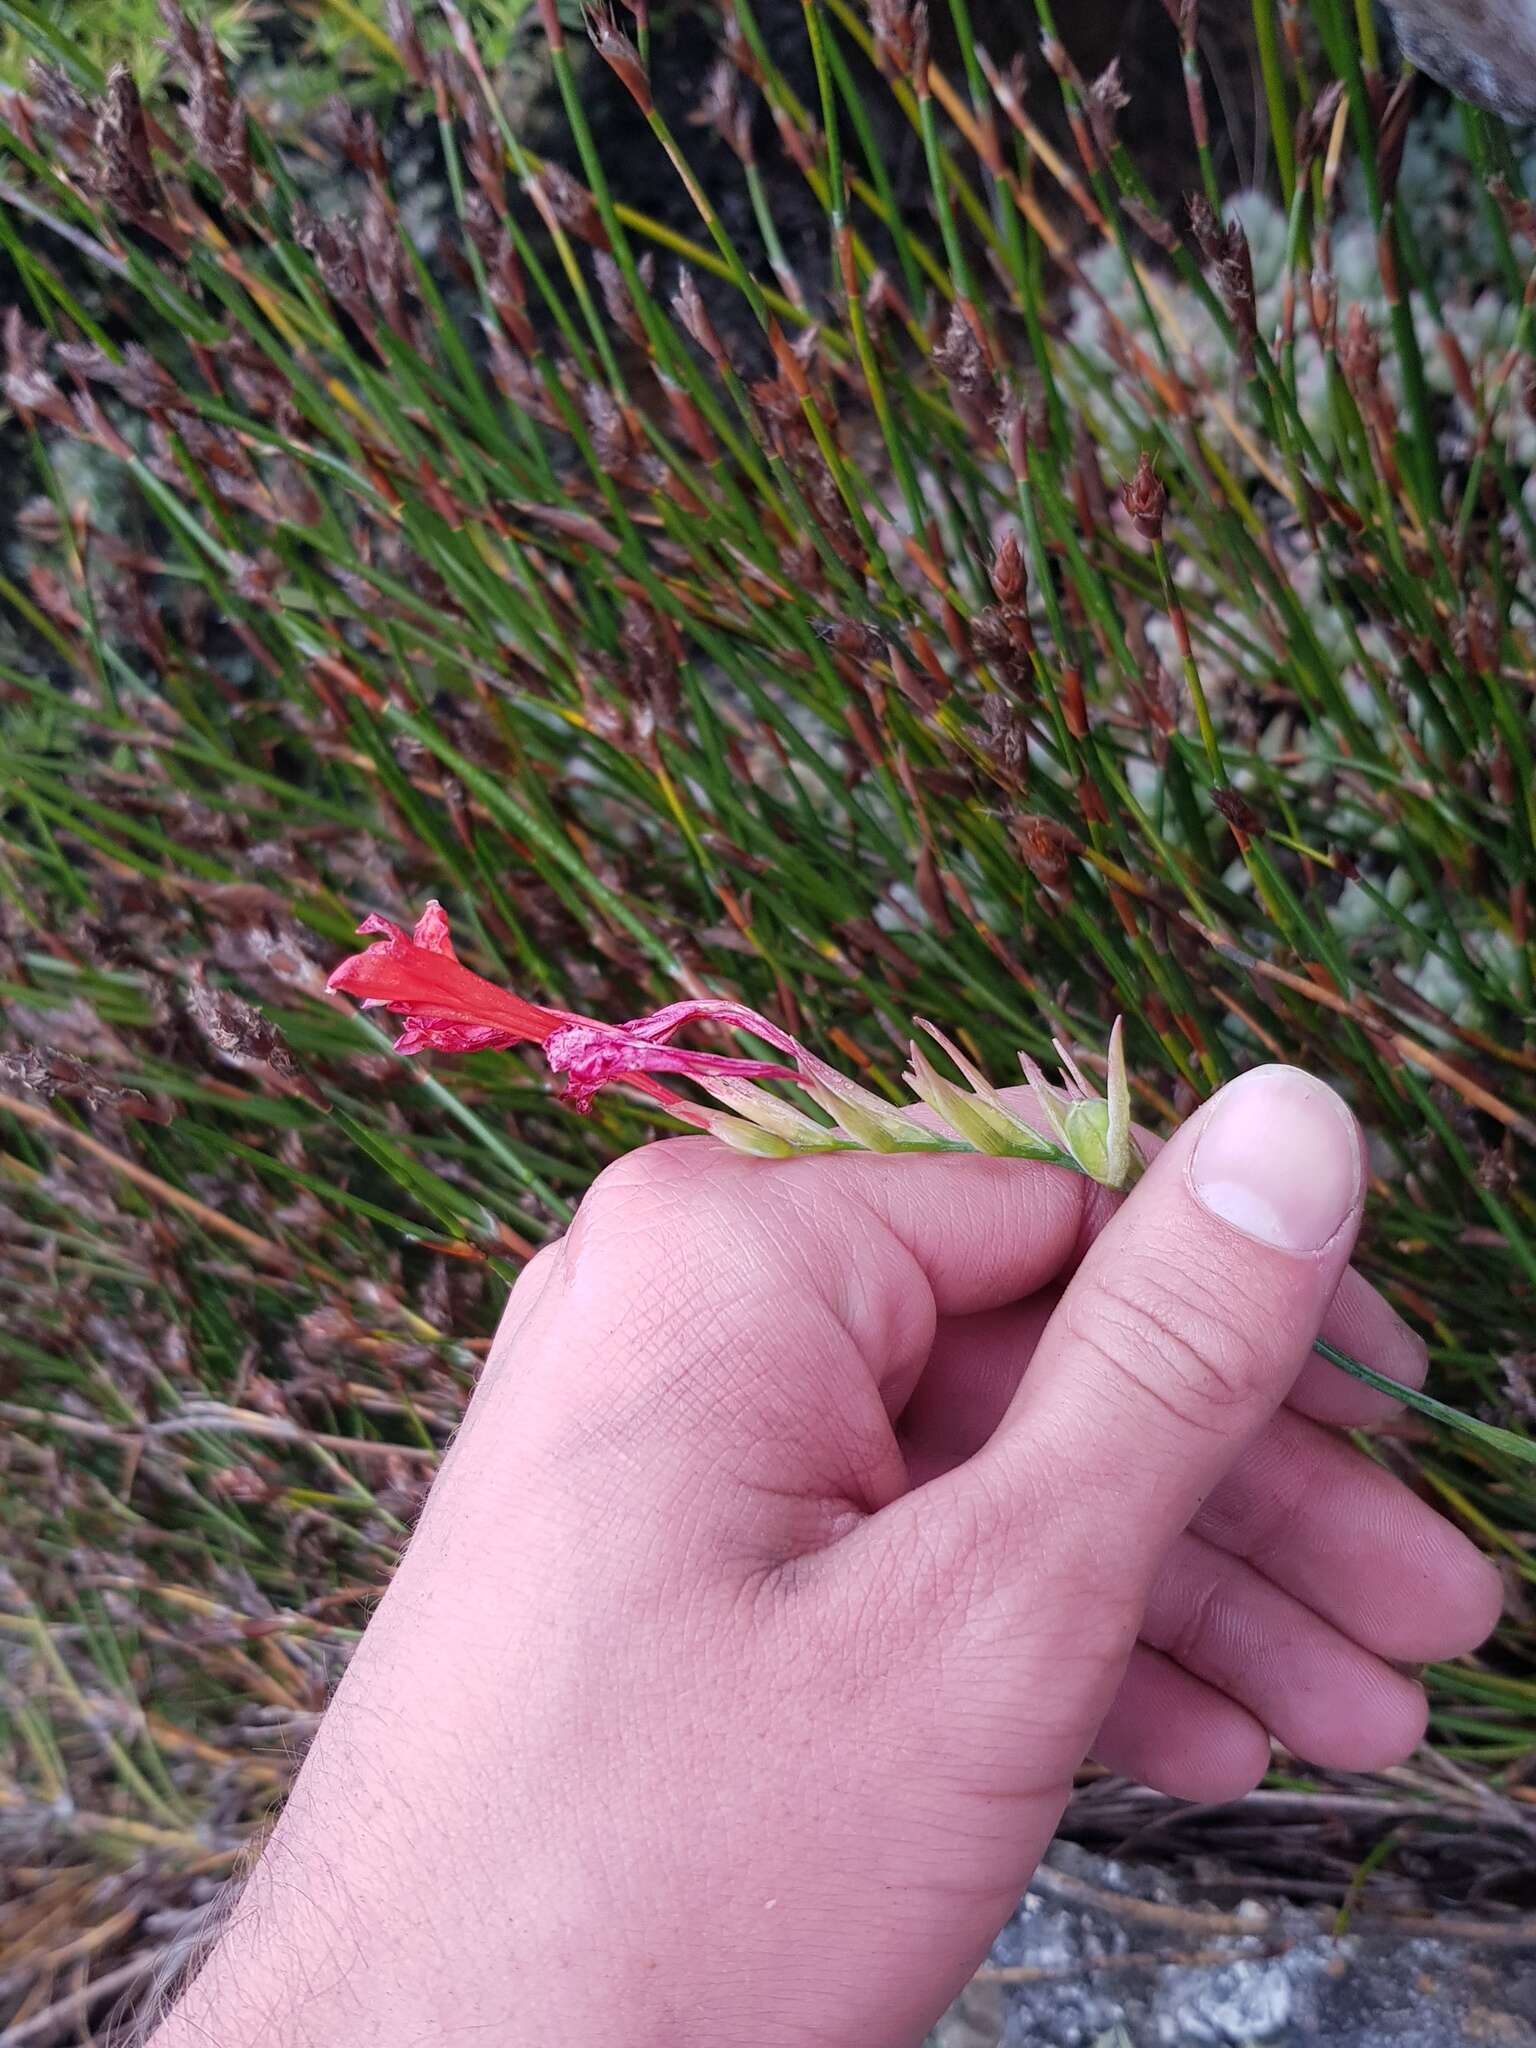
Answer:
922, 1064, 1366, 1648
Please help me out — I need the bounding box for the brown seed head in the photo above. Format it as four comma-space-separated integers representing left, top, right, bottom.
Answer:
930, 302, 990, 399
385, 0, 431, 84
1212, 786, 1263, 836
535, 163, 608, 248
869, 0, 929, 79
1013, 813, 1080, 890
586, 8, 652, 112
990, 531, 1027, 608
1084, 58, 1130, 157
1120, 452, 1167, 542
1185, 191, 1221, 263
95, 66, 163, 221
673, 267, 726, 363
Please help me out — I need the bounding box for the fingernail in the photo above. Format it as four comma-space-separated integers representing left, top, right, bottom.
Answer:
1188, 1066, 1362, 1255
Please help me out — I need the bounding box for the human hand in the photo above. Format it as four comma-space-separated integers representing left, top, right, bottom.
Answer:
154, 1065, 1501, 2048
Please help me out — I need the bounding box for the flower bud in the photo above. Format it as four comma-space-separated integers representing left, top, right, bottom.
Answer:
694, 1075, 841, 1150
908, 1025, 1060, 1161
674, 1102, 797, 1157
1020, 1018, 1135, 1190
796, 1051, 934, 1152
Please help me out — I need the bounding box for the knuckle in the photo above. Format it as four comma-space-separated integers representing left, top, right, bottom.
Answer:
582, 1134, 712, 1212
570, 1138, 739, 1271
1068, 1252, 1275, 1434
1194, 1426, 1303, 1565
1159, 1561, 1228, 1674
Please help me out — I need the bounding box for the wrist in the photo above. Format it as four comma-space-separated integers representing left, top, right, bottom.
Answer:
149, 1715, 680, 2048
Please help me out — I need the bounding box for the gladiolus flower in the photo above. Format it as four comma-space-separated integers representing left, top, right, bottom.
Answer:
326, 904, 803, 1112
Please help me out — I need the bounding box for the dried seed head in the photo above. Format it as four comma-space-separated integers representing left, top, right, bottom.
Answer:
1012, 813, 1080, 889
230, 550, 285, 604
184, 964, 304, 1081
1120, 451, 1167, 542
586, 7, 652, 112
161, 2, 254, 207
1212, 785, 1263, 836
1136, 653, 1176, 740
95, 65, 163, 221
56, 340, 183, 411
690, 56, 753, 160
1457, 595, 1501, 675
26, 61, 93, 165
672, 267, 726, 363
3, 308, 71, 426
1084, 58, 1130, 157
980, 693, 1029, 788
0, 1048, 169, 1122
869, 0, 929, 79
970, 607, 1028, 687
224, 339, 302, 437
385, 0, 431, 84
535, 162, 608, 248
930, 302, 990, 399
862, 267, 907, 329
990, 530, 1027, 607
593, 248, 648, 347
583, 380, 640, 474
1295, 78, 1345, 176
1186, 191, 1221, 263
293, 205, 369, 317
1210, 220, 1258, 364
1339, 303, 1381, 394
620, 598, 681, 723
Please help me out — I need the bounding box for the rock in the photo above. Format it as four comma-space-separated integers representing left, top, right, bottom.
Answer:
930, 1843, 1536, 2048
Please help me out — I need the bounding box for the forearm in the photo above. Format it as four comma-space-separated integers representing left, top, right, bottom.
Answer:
147, 1672, 666, 2048
149, 1786, 665, 2048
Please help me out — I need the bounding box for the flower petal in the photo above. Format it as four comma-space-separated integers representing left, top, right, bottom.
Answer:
625, 998, 800, 1058
412, 901, 458, 958
394, 1020, 526, 1056
327, 907, 574, 1050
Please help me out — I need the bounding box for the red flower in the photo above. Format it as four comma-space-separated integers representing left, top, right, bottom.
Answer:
326, 904, 801, 1113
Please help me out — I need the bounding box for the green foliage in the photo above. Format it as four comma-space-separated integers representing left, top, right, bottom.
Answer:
0, 0, 259, 87
3, 0, 1536, 2005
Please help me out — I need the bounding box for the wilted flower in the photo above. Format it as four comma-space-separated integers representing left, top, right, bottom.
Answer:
326, 903, 802, 1110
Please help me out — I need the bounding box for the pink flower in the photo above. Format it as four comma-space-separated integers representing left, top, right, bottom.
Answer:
326, 904, 802, 1113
